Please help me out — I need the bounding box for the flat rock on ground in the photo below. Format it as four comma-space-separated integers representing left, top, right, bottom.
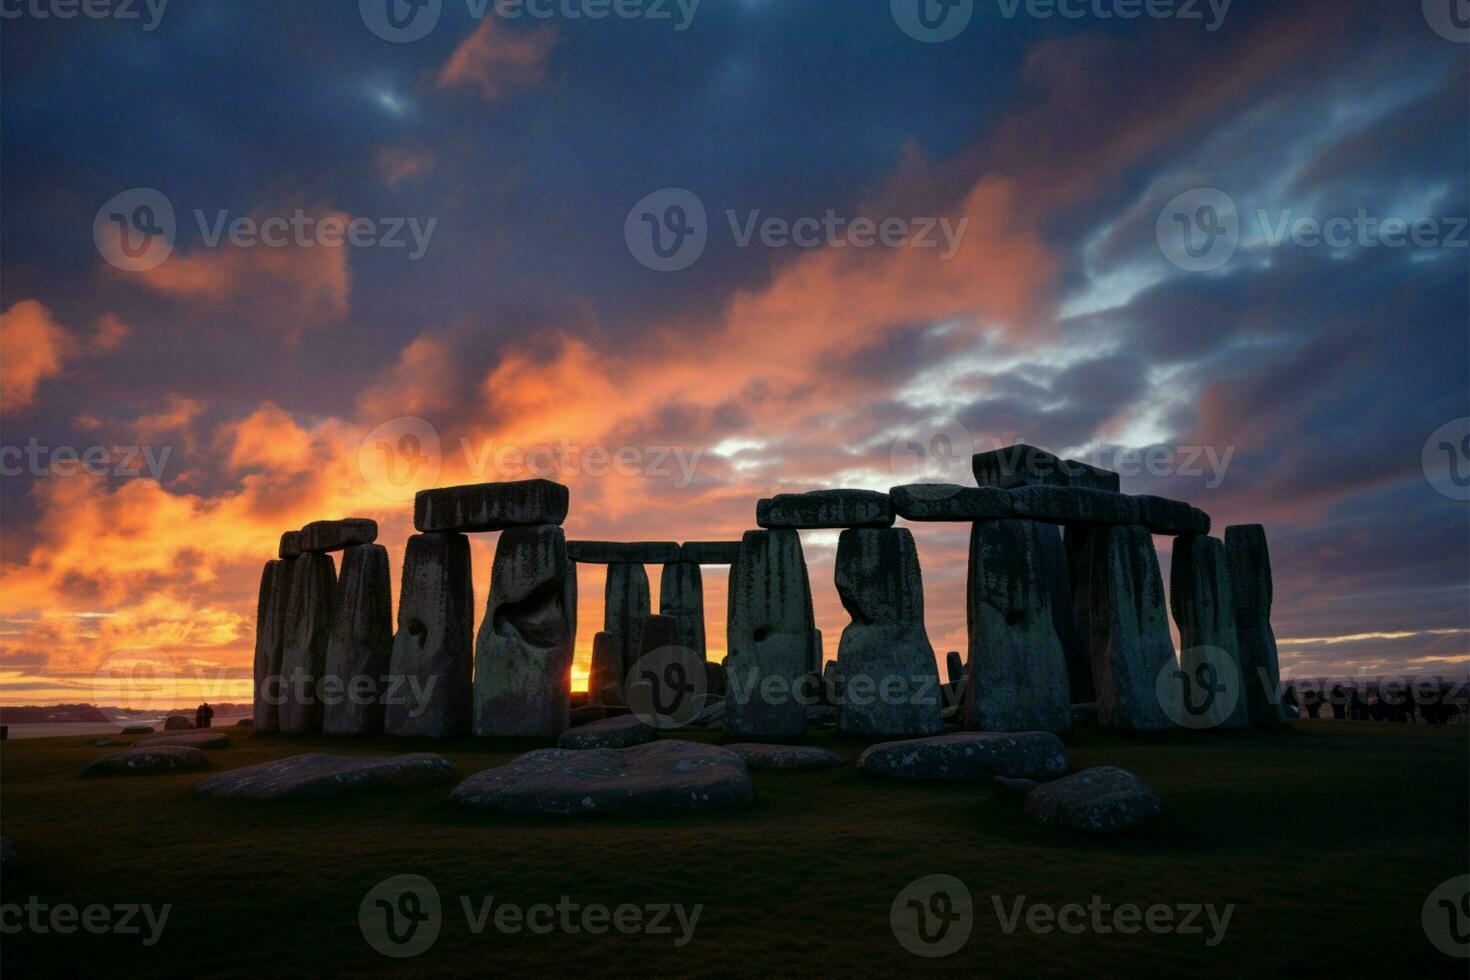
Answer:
136, 730, 232, 749
450, 740, 753, 817
120, 725, 154, 734
724, 744, 843, 771
557, 714, 657, 749
193, 753, 454, 801
1022, 766, 1162, 832
84, 746, 209, 776
86, 738, 125, 747
857, 731, 1068, 781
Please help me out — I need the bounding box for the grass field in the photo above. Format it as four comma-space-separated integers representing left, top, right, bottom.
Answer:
0, 721, 1466, 978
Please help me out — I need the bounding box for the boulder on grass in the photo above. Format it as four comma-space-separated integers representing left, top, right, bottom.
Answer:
1022, 766, 1161, 833
85, 747, 209, 776
136, 730, 231, 750
194, 753, 453, 801
557, 714, 656, 750
163, 715, 195, 731
857, 731, 1067, 782
450, 740, 753, 816
724, 744, 843, 771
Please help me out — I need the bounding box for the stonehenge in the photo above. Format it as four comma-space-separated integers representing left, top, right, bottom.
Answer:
252, 446, 1281, 743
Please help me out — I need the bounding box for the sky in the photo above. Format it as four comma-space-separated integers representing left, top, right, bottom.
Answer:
1, 0, 1467, 709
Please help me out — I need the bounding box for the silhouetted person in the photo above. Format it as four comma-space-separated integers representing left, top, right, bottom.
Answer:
195, 702, 214, 729
1284, 686, 1300, 713
1330, 684, 1347, 720
1303, 689, 1323, 719
1350, 689, 1369, 721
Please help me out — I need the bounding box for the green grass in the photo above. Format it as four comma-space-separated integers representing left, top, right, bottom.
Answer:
1, 721, 1466, 978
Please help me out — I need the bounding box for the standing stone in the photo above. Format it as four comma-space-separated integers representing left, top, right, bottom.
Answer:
659, 561, 707, 660
253, 559, 293, 733
604, 563, 651, 679
474, 525, 577, 737
725, 529, 814, 736
834, 527, 942, 735
1088, 525, 1177, 731
811, 628, 824, 678
385, 532, 474, 738
279, 551, 337, 734
1062, 527, 1099, 704
1225, 525, 1287, 728
322, 544, 394, 735
1170, 535, 1249, 730
587, 631, 622, 708
946, 651, 965, 685
963, 520, 1071, 733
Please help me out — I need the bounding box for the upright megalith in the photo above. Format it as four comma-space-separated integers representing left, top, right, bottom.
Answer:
587, 631, 622, 707
1225, 524, 1287, 728
834, 527, 941, 735
659, 561, 706, 660
474, 524, 577, 737
963, 520, 1071, 733
385, 532, 474, 737
279, 551, 337, 733
726, 529, 815, 736
946, 651, 965, 686
1087, 525, 1177, 731
252, 559, 294, 733
1170, 534, 1249, 730
322, 544, 393, 735
604, 563, 651, 677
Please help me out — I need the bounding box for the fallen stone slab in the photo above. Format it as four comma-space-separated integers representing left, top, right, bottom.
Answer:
679, 541, 743, 564
1022, 766, 1161, 833
889, 484, 1013, 522
450, 740, 754, 817
1008, 486, 1141, 525
1136, 496, 1211, 535
557, 714, 657, 750
567, 541, 679, 564
725, 744, 843, 771
136, 731, 232, 749
86, 738, 125, 747
194, 753, 454, 801
163, 715, 195, 730
85, 746, 209, 776
299, 518, 378, 553
120, 725, 154, 734
857, 731, 1068, 782
278, 530, 304, 559
414, 479, 569, 533
973, 444, 1120, 491
757, 490, 894, 529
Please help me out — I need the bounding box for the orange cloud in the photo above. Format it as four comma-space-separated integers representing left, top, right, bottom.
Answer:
376, 144, 437, 187
1, 300, 77, 415
437, 17, 556, 101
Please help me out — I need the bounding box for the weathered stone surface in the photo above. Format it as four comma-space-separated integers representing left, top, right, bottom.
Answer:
1008, 486, 1141, 526
946, 651, 965, 685
567, 541, 679, 564
679, 541, 743, 564
414, 479, 569, 533
1136, 495, 1211, 536
474, 525, 577, 737
1022, 766, 1162, 833
834, 527, 941, 736
604, 562, 651, 677
1062, 526, 1098, 704
451, 740, 753, 816
278, 530, 304, 559
587, 631, 622, 708
704, 660, 728, 698
195, 753, 453, 801
1071, 702, 1098, 728
810, 628, 824, 677
1225, 524, 1287, 728
725, 744, 843, 771
85, 746, 209, 776
857, 731, 1068, 781
1088, 525, 1178, 731
385, 533, 474, 738
557, 714, 656, 749
806, 703, 838, 727
963, 520, 1072, 733
299, 518, 378, 553
726, 529, 815, 736
253, 558, 293, 733
323, 544, 394, 736
890, 484, 1013, 522
1170, 535, 1249, 730
164, 715, 195, 730
659, 561, 707, 661
121, 725, 154, 735
973, 445, 1120, 491
279, 551, 337, 734
756, 490, 894, 529
136, 730, 231, 749
992, 775, 1040, 805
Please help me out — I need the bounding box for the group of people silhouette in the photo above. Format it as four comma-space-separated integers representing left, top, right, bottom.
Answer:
1285, 685, 1464, 724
